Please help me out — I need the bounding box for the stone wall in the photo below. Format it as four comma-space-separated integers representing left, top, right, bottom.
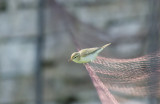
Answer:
0, 0, 150, 104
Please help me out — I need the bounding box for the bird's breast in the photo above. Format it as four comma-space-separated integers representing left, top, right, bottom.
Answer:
80, 53, 98, 63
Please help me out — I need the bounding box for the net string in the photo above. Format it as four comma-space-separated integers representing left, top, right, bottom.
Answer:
85, 63, 119, 104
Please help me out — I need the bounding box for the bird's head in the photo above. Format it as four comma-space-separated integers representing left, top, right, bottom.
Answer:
70, 52, 80, 63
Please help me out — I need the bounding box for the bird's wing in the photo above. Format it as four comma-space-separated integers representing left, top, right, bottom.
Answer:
80, 47, 100, 57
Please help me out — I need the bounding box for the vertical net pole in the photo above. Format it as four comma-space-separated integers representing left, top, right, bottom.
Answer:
147, 0, 160, 104
147, 0, 160, 53
35, 0, 45, 104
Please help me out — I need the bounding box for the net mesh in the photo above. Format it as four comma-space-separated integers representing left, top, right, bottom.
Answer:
48, 0, 160, 104
85, 53, 160, 104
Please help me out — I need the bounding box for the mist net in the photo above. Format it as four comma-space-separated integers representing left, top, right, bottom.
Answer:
49, 1, 160, 104
85, 53, 160, 104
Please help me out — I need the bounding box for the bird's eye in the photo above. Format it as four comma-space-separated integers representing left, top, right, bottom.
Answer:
74, 56, 77, 59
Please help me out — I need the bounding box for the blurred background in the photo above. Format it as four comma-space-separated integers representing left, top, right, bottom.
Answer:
0, 0, 159, 104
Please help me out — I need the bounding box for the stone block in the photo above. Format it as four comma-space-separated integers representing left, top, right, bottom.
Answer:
0, 39, 36, 77
0, 9, 37, 37
0, 77, 34, 104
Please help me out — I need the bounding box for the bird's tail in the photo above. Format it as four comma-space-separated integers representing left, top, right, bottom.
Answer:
101, 43, 111, 49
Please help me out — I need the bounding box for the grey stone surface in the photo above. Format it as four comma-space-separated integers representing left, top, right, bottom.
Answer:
0, 77, 35, 104
0, 39, 36, 77
64, 0, 148, 30
0, 9, 37, 37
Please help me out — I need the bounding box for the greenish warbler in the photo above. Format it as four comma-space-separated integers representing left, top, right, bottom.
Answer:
70, 43, 111, 63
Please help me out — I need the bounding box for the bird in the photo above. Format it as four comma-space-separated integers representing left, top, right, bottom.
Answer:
69, 43, 111, 63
